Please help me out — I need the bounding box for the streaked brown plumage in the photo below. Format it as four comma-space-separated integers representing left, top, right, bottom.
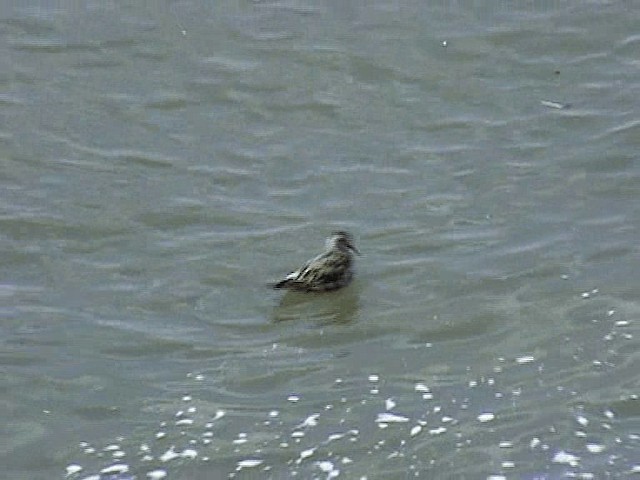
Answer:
273, 231, 360, 292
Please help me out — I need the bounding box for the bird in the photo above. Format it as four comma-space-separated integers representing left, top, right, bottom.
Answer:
273, 231, 360, 292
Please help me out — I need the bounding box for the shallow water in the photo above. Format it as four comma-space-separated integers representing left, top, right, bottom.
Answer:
1, 2, 639, 479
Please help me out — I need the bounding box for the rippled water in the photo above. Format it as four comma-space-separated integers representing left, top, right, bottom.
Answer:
1, 2, 639, 479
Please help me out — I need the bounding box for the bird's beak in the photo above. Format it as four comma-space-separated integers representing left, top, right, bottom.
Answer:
349, 243, 361, 255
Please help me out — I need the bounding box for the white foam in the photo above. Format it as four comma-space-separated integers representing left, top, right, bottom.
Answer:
552, 450, 580, 466
236, 458, 263, 470
477, 412, 495, 423
376, 413, 409, 423
159, 447, 180, 462
146, 470, 167, 479
65, 464, 83, 476
100, 464, 129, 474
586, 443, 605, 453
516, 355, 535, 364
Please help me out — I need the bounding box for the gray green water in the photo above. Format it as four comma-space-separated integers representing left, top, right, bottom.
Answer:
1, 1, 639, 479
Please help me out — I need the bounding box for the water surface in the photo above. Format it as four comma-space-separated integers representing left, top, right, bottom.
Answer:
1, 1, 639, 479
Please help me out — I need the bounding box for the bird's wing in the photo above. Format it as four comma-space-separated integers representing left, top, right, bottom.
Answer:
296, 251, 351, 285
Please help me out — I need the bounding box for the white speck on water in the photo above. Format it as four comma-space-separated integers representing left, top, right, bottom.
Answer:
552, 450, 580, 467
501, 461, 515, 468
233, 433, 248, 444
576, 415, 589, 427
182, 395, 192, 402
385, 398, 396, 410
317, 460, 336, 473
212, 410, 226, 421
581, 292, 591, 298
100, 464, 129, 474
159, 447, 180, 462
487, 476, 507, 480
540, 99, 568, 109
65, 464, 82, 476
287, 394, 300, 403
442, 416, 453, 423
607, 310, 615, 316
429, 427, 446, 435
236, 459, 263, 470
187, 406, 196, 414
269, 410, 279, 417
376, 413, 409, 423
478, 413, 495, 423
181, 449, 197, 459
415, 383, 429, 392
516, 355, 535, 364
615, 320, 629, 326
530, 437, 541, 449
292, 431, 305, 438
586, 443, 605, 453
176, 419, 193, 426
104, 444, 120, 451
298, 447, 316, 462
410, 425, 422, 437
499, 441, 513, 448
299, 413, 320, 428
112, 451, 125, 459
370, 388, 379, 394
604, 409, 615, 419
146, 470, 167, 479
441, 40, 448, 47
368, 374, 379, 382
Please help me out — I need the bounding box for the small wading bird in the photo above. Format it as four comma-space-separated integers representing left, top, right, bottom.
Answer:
273, 231, 360, 292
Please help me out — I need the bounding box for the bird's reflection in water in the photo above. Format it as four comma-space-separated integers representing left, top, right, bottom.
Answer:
271, 283, 360, 326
